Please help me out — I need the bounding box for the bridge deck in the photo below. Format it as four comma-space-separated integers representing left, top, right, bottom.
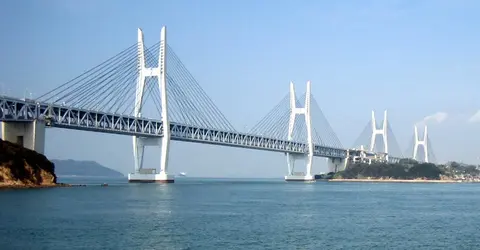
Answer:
0, 96, 347, 158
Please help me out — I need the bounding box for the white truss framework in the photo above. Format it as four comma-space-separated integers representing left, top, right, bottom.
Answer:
0, 96, 346, 158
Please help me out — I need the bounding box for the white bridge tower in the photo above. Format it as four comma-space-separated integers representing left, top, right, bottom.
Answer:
128, 26, 174, 183
413, 125, 429, 163
284, 81, 315, 182
370, 110, 389, 161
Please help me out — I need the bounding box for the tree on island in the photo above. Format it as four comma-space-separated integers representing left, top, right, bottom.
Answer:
446, 161, 480, 175
408, 163, 443, 179
333, 159, 480, 180
334, 160, 445, 180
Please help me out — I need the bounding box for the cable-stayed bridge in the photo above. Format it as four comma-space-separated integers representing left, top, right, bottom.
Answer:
0, 26, 437, 183
352, 110, 437, 164
0, 26, 349, 183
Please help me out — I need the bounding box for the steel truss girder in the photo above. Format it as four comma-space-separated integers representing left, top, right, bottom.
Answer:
0, 97, 164, 137
0, 96, 347, 158
169, 123, 346, 157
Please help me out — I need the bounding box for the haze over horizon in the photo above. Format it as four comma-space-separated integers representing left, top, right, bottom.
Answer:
1, 0, 479, 177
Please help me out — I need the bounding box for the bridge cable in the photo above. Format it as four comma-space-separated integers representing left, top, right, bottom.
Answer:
404, 134, 415, 160
94, 43, 159, 113
167, 49, 231, 130
165, 55, 218, 128
52, 44, 138, 107
167, 45, 236, 131
352, 121, 371, 150
36, 43, 138, 102
166, 60, 215, 127
249, 94, 289, 135
311, 96, 344, 149
250, 94, 289, 135
39, 44, 137, 104
387, 123, 404, 158
122, 42, 169, 118
252, 96, 291, 138
72, 45, 140, 110
427, 137, 438, 164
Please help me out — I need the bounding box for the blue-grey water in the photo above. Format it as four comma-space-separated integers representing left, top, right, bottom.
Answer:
1, 177, 480, 249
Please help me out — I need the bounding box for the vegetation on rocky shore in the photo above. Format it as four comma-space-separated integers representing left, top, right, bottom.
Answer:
333, 159, 480, 181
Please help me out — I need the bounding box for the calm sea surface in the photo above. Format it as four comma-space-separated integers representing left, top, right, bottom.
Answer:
1, 177, 480, 249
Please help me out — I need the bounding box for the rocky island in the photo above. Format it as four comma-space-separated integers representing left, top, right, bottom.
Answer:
0, 138, 64, 188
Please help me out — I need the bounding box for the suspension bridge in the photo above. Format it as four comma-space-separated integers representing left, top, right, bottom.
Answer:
0, 26, 434, 183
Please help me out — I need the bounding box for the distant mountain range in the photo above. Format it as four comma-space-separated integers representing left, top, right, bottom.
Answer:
52, 159, 124, 177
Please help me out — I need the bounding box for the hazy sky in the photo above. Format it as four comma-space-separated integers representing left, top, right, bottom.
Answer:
1, 0, 480, 177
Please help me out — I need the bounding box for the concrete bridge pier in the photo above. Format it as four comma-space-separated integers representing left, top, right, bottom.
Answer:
284, 152, 315, 182
327, 157, 347, 173
1, 120, 46, 154
128, 136, 174, 183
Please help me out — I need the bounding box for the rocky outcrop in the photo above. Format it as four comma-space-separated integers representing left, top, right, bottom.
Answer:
0, 138, 57, 187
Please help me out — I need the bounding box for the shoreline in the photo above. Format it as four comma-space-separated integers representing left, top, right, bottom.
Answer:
328, 178, 460, 183
0, 183, 87, 190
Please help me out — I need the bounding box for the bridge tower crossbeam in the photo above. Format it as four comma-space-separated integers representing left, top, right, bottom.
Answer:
128, 26, 174, 183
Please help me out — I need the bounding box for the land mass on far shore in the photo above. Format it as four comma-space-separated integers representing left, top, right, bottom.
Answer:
52, 159, 124, 177
328, 179, 459, 183
329, 159, 480, 183
0, 138, 123, 188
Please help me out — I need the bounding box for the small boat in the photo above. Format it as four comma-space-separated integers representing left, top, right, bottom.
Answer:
179, 172, 187, 177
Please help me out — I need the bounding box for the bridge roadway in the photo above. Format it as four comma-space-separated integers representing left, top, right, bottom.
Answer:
0, 96, 347, 159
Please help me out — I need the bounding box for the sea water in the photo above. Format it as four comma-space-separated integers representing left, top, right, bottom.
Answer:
0, 177, 479, 249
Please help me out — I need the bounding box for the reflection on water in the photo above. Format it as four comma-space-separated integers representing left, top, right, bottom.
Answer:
1, 178, 480, 249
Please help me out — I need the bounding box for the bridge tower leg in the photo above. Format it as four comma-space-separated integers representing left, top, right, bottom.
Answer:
1, 120, 45, 154
284, 81, 315, 182
413, 125, 428, 163
128, 26, 174, 183
327, 157, 347, 173
370, 110, 389, 161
